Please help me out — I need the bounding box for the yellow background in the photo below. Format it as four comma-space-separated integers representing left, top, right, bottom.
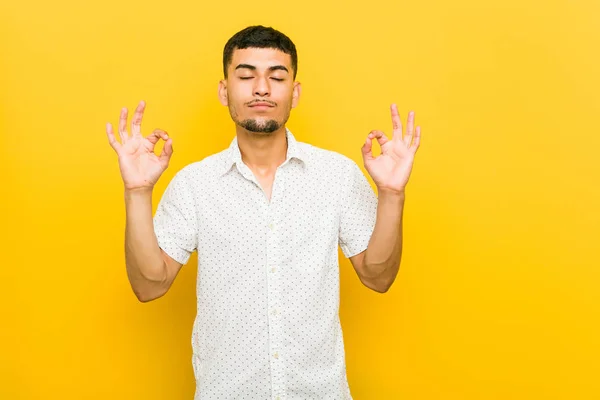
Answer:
2, 0, 599, 398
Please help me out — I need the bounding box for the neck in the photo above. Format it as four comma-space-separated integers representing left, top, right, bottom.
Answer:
235, 125, 288, 174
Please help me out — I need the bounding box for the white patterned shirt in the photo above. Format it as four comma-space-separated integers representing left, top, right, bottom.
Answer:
153, 128, 378, 399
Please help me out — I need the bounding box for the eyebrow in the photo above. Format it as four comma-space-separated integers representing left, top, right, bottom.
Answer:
235, 64, 289, 73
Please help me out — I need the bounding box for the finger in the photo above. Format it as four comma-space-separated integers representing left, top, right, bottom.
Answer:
404, 111, 415, 146
131, 100, 146, 137
361, 135, 374, 161
369, 130, 390, 147
106, 122, 122, 153
118, 107, 129, 143
411, 126, 421, 151
159, 138, 174, 166
146, 129, 169, 145
390, 103, 403, 141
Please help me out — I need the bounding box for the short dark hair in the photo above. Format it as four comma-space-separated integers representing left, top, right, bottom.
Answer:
223, 25, 298, 79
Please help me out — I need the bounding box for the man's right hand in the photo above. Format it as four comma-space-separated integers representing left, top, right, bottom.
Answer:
106, 100, 173, 191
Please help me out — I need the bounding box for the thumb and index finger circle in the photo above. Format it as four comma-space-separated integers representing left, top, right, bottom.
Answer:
146, 129, 170, 145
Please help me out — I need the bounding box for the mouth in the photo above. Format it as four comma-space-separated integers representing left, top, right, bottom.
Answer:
249, 101, 275, 109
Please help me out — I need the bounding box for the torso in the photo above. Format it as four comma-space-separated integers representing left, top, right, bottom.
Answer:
152, 131, 378, 399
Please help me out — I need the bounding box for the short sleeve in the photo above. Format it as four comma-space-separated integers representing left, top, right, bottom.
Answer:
338, 160, 378, 258
153, 170, 199, 265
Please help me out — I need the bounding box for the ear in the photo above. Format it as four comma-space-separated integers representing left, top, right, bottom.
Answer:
218, 79, 228, 106
291, 81, 301, 109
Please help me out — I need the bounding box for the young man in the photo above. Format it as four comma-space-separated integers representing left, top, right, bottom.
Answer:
106, 25, 421, 400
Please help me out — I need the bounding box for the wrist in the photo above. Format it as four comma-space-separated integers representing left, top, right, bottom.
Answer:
377, 187, 406, 200
124, 186, 154, 198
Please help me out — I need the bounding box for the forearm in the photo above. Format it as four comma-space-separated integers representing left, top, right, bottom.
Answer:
363, 190, 405, 286
124, 188, 168, 297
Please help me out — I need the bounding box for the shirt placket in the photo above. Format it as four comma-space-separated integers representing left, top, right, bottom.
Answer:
266, 165, 286, 400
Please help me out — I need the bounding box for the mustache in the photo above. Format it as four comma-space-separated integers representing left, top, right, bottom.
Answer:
247, 99, 276, 106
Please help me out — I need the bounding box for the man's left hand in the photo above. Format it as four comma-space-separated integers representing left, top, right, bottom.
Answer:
361, 104, 421, 194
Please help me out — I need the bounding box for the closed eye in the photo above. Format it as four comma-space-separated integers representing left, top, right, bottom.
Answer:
238, 77, 284, 81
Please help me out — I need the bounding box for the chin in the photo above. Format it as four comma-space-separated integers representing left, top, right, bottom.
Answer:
238, 118, 281, 134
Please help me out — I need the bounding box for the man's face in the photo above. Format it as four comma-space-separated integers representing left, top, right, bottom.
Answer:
219, 47, 301, 134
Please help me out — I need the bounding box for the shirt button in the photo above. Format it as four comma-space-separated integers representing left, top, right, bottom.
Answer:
272, 309, 278, 315
273, 352, 279, 359
268, 223, 274, 230
270, 267, 276, 273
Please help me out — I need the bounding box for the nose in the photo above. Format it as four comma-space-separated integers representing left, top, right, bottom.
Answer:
253, 76, 270, 97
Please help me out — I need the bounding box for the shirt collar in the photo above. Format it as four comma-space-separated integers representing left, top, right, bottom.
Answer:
220, 127, 307, 176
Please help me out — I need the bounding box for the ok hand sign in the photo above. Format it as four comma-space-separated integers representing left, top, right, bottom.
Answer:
106, 101, 173, 191
361, 104, 421, 195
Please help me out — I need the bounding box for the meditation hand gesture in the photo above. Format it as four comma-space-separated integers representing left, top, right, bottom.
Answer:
362, 104, 421, 195
106, 101, 173, 191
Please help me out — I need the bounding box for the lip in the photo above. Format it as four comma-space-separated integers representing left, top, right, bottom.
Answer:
249, 102, 274, 108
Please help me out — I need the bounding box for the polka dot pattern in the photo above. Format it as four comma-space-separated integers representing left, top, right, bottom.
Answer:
153, 128, 378, 399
